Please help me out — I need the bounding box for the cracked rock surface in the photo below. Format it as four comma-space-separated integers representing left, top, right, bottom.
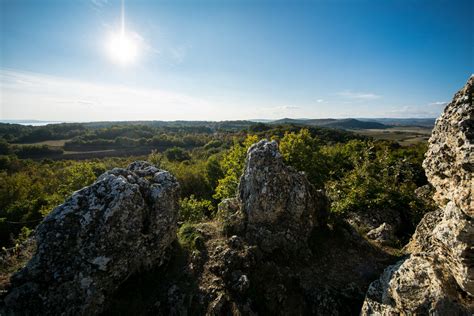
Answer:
361, 76, 474, 315
238, 140, 329, 253
2, 161, 179, 315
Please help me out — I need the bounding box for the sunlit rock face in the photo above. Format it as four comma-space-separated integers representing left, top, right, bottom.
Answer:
361, 76, 474, 315
2, 161, 179, 315
238, 140, 329, 253
423, 76, 473, 214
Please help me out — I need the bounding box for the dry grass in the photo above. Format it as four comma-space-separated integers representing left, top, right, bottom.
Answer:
352, 127, 432, 145
12, 139, 69, 147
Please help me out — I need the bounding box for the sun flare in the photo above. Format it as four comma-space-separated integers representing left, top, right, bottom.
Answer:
107, 31, 138, 65
105, 0, 139, 65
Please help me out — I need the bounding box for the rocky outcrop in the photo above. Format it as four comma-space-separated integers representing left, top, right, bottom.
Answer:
185, 140, 392, 315
361, 76, 474, 315
2, 161, 179, 315
423, 76, 473, 213
238, 140, 328, 253
103, 139, 393, 315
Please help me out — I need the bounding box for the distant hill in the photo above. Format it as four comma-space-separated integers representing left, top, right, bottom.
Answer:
357, 118, 436, 127
270, 118, 389, 129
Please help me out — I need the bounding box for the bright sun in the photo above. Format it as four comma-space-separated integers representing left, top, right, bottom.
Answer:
107, 31, 138, 65
106, 0, 139, 65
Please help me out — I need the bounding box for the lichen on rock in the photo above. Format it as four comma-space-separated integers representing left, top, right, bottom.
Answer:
2, 161, 180, 315
237, 139, 329, 253
361, 75, 474, 315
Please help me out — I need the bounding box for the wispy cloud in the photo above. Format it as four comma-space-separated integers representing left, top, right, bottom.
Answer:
316, 99, 324, 103
383, 104, 442, 118
168, 46, 188, 64
90, 0, 108, 12
91, 0, 108, 8
337, 90, 381, 100
248, 105, 303, 119
429, 101, 448, 106
0, 69, 218, 121
280, 105, 300, 110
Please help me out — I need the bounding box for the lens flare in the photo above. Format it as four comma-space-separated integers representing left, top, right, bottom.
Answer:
106, 0, 139, 65
107, 31, 138, 65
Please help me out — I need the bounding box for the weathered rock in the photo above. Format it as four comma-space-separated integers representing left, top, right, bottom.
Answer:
2, 161, 179, 315
423, 75, 473, 214
366, 223, 397, 246
238, 140, 329, 253
103, 142, 394, 315
361, 76, 474, 315
362, 255, 471, 315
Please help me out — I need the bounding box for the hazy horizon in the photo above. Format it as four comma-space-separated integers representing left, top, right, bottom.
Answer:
1, 0, 473, 121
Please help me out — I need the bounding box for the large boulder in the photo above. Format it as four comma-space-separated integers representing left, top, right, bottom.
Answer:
361, 76, 474, 314
237, 140, 328, 253
2, 161, 180, 315
423, 76, 473, 213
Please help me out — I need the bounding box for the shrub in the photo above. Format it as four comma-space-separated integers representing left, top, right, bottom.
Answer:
279, 129, 328, 188
164, 147, 191, 162
213, 135, 258, 200
179, 195, 215, 223
177, 223, 204, 251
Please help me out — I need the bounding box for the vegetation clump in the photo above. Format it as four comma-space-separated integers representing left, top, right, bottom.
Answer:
177, 223, 204, 251
0, 121, 433, 248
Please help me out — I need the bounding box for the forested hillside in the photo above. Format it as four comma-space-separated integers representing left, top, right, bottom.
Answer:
0, 121, 430, 250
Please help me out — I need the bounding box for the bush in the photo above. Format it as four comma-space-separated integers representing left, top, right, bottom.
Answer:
177, 223, 204, 251
279, 129, 328, 188
179, 195, 215, 223
213, 135, 258, 200
164, 147, 191, 162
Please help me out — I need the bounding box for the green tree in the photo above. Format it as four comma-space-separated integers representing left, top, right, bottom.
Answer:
213, 135, 258, 200
164, 147, 191, 162
279, 129, 328, 188
179, 195, 215, 222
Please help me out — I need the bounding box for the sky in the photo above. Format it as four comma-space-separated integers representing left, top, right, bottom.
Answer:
0, 0, 473, 122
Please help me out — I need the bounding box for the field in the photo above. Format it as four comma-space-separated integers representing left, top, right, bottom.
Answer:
7, 125, 432, 161
12, 139, 69, 147
352, 126, 432, 146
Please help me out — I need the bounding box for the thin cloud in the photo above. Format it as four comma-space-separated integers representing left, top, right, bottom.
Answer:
429, 101, 448, 106
280, 105, 300, 110
168, 46, 188, 64
384, 105, 441, 118
0, 69, 216, 121
337, 90, 381, 100
91, 0, 108, 8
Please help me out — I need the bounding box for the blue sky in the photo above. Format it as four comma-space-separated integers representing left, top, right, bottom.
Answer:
0, 0, 473, 121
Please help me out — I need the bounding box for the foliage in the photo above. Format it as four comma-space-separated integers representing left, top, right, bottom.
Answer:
164, 147, 191, 162
325, 141, 430, 229
0, 158, 123, 247
179, 195, 215, 223
279, 129, 328, 188
0, 121, 433, 248
177, 223, 204, 251
213, 135, 259, 200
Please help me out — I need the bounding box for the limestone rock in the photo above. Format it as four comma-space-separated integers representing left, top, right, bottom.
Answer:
366, 223, 397, 246
2, 161, 180, 315
362, 255, 471, 315
361, 76, 474, 315
423, 75, 473, 214
238, 140, 329, 253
